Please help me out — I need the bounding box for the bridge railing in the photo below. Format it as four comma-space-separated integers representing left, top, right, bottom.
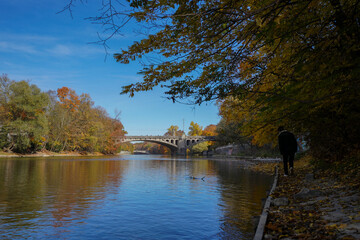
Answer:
122, 135, 216, 140
124, 136, 181, 139
114, 135, 216, 144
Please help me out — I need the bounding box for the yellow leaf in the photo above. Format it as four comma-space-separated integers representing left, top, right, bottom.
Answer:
338, 224, 347, 229
326, 224, 337, 229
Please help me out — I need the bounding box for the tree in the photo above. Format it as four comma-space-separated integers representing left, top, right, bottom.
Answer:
192, 141, 209, 154
0, 75, 13, 148
46, 90, 69, 152
216, 119, 246, 145
188, 121, 203, 136
57, 87, 80, 112
47, 87, 126, 153
164, 125, 184, 136
99, 108, 127, 154
0, 74, 12, 121
0, 76, 126, 154
5, 80, 49, 152
64, 0, 360, 161
202, 124, 217, 136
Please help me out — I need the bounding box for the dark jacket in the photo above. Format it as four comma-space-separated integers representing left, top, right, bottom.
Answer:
278, 130, 298, 155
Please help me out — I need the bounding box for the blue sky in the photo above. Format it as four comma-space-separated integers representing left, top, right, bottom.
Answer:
0, 0, 221, 135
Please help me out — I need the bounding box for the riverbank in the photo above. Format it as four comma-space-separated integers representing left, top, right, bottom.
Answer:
254, 156, 360, 239
197, 154, 281, 169
0, 150, 108, 158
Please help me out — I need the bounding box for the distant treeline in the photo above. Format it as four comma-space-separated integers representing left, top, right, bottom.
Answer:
0, 74, 128, 154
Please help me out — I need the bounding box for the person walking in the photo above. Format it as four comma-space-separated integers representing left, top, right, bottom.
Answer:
278, 126, 298, 176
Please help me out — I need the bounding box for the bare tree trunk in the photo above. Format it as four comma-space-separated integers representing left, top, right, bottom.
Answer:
61, 139, 67, 152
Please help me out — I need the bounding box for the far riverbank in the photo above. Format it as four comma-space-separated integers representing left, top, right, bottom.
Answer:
211, 154, 281, 162
0, 150, 110, 158
0, 151, 282, 162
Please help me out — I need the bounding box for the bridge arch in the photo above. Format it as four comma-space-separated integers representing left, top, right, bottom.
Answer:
115, 135, 216, 155
120, 138, 178, 152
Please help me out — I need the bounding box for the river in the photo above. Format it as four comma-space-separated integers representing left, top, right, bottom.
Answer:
0, 155, 273, 239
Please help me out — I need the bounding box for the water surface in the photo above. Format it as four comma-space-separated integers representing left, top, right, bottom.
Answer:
0, 155, 272, 239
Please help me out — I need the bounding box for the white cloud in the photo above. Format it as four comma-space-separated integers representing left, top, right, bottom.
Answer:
0, 33, 58, 42
0, 41, 39, 54
47, 44, 72, 56
0, 32, 105, 57
110, 74, 142, 82
48, 43, 106, 56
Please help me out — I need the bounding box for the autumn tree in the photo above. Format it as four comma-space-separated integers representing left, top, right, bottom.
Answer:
1, 80, 50, 152
46, 90, 69, 151
192, 124, 217, 151
187, 121, 208, 154
216, 119, 248, 146
202, 124, 217, 136
188, 121, 203, 136
57, 87, 80, 112
164, 125, 184, 137
134, 142, 169, 154
63, 0, 360, 161
47, 87, 126, 153
0, 75, 13, 148
47, 87, 81, 151
0, 76, 126, 154
0, 74, 12, 122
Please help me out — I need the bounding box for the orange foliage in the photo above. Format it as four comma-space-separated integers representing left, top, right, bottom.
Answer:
202, 124, 217, 136
57, 87, 80, 112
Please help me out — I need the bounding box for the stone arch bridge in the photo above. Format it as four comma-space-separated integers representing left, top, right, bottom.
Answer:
114, 135, 216, 155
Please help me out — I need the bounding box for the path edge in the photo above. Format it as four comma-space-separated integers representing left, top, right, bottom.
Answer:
253, 166, 279, 240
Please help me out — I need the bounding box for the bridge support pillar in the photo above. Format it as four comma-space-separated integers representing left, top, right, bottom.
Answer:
178, 147, 187, 156
178, 138, 188, 156
170, 149, 177, 156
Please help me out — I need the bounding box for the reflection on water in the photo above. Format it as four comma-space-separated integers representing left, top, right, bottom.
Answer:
0, 155, 272, 239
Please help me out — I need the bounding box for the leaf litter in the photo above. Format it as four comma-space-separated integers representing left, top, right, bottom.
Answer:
252, 156, 360, 239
